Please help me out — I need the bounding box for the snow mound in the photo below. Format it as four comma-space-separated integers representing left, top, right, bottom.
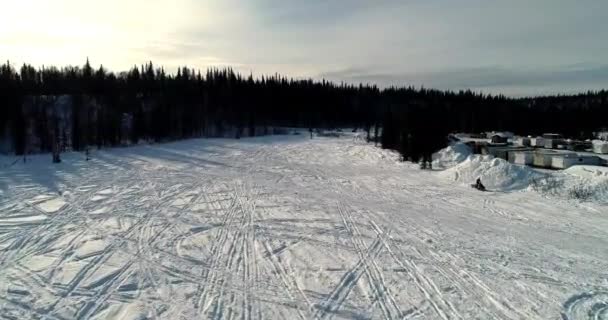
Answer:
592, 139, 608, 145
432, 143, 472, 169
555, 166, 608, 203
37, 198, 67, 213
345, 145, 401, 164
564, 165, 608, 179
439, 155, 540, 191
528, 165, 608, 203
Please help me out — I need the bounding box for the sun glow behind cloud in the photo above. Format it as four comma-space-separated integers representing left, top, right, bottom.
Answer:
0, 0, 222, 70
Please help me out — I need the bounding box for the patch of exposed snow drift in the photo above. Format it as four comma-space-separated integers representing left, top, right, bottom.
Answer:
565, 165, 608, 179
438, 155, 541, 191
530, 165, 608, 203
431, 142, 472, 169
564, 167, 608, 203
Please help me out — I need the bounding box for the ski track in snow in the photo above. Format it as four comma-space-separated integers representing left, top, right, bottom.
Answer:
1, 134, 607, 319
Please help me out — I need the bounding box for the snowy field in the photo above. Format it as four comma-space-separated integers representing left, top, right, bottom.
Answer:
1, 134, 607, 319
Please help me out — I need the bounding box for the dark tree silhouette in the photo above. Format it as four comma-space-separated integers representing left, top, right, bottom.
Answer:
0, 60, 606, 164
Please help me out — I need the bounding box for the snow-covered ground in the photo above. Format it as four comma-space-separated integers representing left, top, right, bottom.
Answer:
1, 134, 607, 319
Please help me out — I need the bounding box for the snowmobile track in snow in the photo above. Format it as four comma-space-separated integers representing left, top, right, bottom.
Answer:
1, 134, 607, 319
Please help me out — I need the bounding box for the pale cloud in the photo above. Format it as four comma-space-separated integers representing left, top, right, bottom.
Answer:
0, 0, 215, 69
320, 65, 608, 96
1, 0, 607, 95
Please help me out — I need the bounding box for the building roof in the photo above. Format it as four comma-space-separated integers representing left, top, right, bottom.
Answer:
489, 131, 513, 138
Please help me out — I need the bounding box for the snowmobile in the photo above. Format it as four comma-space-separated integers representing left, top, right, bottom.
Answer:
471, 178, 486, 192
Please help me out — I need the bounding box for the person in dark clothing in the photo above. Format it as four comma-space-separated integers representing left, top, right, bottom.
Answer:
474, 178, 486, 191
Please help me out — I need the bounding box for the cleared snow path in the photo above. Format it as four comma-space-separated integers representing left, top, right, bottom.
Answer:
1, 135, 607, 319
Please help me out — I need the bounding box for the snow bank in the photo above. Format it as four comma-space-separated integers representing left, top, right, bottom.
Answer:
564, 165, 608, 179
529, 165, 608, 203
562, 166, 608, 203
344, 145, 401, 165
438, 155, 540, 191
431, 142, 472, 169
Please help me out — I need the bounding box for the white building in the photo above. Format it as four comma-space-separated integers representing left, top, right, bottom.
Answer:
533, 151, 557, 168
512, 151, 534, 165
486, 131, 514, 139
490, 134, 509, 144
530, 137, 545, 147
514, 137, 531, 147
592, 140, 608, 154
552, 154, 602, 169
544, 138, 566, 149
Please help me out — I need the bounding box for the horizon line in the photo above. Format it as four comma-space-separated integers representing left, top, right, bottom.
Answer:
3, 59, 607, 100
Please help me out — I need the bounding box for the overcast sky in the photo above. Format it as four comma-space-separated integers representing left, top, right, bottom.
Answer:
1, 0, 607, 96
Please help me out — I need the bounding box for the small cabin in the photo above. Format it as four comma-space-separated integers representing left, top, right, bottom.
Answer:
490, 135, 508, 144
484, 145, 533, 162
514, 137, 531, 147
533, 151, 558, 168
544, 138, 565, 149
566, 140, 592, 151
541, 133, 564, 149
512, 151, 534, 165
530, 137, 545, 147
486, 131, 514, 138
593, 140, 608, 154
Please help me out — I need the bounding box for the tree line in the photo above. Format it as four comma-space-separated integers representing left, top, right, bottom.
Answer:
1, 60, 607, 163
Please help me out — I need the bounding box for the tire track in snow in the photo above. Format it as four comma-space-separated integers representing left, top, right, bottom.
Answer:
9, 263, 60, 298
210, 182, 269, 320
210, 188, 248, 320
2, 167, 146, 318
0, 159, 135, 269
388, 218, 523, 319
483, 198, 528, 222
0, 184, 98, 268
2, 172, 129, 318
366, 220, 461, 320
41, 167, 183, 318
350, 179, 525, 320
215, 182, 255, 320
235, 182, 259, 320
214, 148, 313, 319
40, 210, 151, 318
313, 234, 383, 320
383, 211, 529, 320
195, 184, 241, 316
252, 188, 315, 319
328, 203, 402, 320
259, 238, 311, 320
338, 203, 402, 320
0, 163, 141, 272
75, 182, 209, 319
46, 231, 139, 313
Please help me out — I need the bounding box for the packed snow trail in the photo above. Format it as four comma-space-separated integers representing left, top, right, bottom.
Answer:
0, 134, 607, 319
